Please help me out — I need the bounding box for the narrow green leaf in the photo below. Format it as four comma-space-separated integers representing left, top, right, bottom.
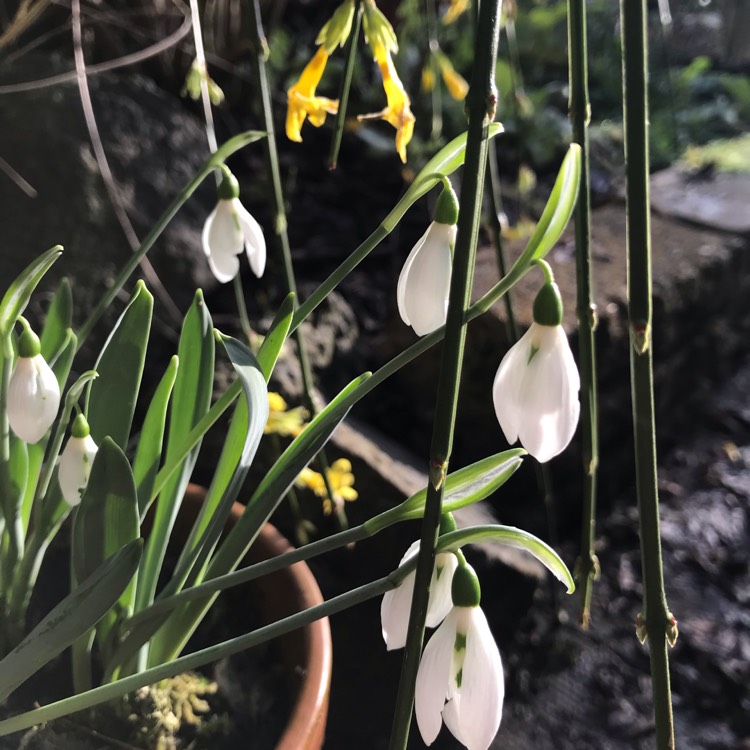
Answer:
256, 293, 294, 380
86, 281, 154, 449
146, 336, 269, 666
135, 291, 214, 613
438, 525, 575, 593
366, 449, 526, 533
381, 125, 504, 232
49, 329, 77, 390
133, 356, 179, 519
8, 435, 28, 521
0, 246, 62, 337
0, 539, 142, 702
515, 144, 582, 268
72, 439, 140, 603
40, 278, 72, 362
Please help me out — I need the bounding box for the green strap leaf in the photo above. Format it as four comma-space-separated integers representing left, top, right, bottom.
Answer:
86, 280, 154, 450
133, 356, 179, 519
40, 278, 73, 362
437, 525, 575, 593
0, 245, 62, 337
145, 335, 269, 666
381, 124, 504, 232
256, 293, 294, 380
514, 144, 582, 269
0, 538, 142, 702
135, 291, 214, 613
366, 449, 526, 533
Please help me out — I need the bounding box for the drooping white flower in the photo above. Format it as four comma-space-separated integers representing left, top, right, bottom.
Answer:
380, 541, 459, 650
415, 604, 504, 750
397, 222, 456, 336
492, 277, 580, 463
8, 352, 61, 444
202, 169, 266, 283
59, 415, 98, 507
397, 180, 459, 337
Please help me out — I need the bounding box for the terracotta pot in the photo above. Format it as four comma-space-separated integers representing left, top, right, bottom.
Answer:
177, 485, 332, 750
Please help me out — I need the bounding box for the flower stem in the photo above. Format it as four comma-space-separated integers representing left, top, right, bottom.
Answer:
620, 1, 674, 747
247, 0, 341, 529
567, 0, 600, 628
75, 131, 260, 348
387, 1, 502, 747
328, 0, 364, 170
424, 0, 443, 140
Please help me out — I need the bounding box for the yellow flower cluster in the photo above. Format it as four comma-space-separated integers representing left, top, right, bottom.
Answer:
442, 0, 469, 25
297, 458, 358, 515
285, 0, 415, 163
264, 392, 308, 438
422, 52, 469, 101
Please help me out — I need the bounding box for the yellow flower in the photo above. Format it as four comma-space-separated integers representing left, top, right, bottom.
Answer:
421, 65, 436, 92
436, 54, 469, 100
286, 47, 340, 142
358, 45, 415, 163
264, 392, 308, 438
442, 0, 469, 25
295, 458, 358, 515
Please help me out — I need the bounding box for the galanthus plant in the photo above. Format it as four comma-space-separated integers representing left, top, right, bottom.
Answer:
0, 118, 581, 747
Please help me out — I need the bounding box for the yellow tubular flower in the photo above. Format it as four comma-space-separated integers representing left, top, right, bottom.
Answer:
437, 54, 469, 100
442, 0, 469, 25
358, 45, 415, 163
286, 47, 340, 142
421, 65, 436, 92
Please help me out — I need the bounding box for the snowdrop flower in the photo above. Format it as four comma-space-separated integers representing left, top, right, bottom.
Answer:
202, 168, 266, 283
397, 181, 458, 336
415, 562, 504, 750
492, 273, 580, 463
8, 324, 60, 444
381, 538, 459, 650
59, 414, 98, 507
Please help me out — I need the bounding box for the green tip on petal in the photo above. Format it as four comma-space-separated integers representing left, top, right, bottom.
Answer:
71, 413, 91, 438
218, 168, 240, 201
434, 180, 459, 226
532, 281, 563, 327
451, 561, 481, 607
17, 322, 41, 358
439, 512, 458, 536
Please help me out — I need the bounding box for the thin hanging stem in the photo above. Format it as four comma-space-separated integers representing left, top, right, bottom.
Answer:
620, 1, 675, 747
387, 1, 503, 747
247, 0, 340, 528
328, 0, 364, 170
424, 0, 443, 140
568, 0, 599, 628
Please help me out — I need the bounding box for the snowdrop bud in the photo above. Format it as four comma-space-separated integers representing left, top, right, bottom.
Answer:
59, 414, 98, 507
397, 181, 458, 336
202, 167, 267, 283
492, 276, 580, 463
7, 325, 61, 444
451, 561, 481, 608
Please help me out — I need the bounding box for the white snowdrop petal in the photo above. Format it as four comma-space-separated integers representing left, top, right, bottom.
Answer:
234, 199, 267, 278
415, 610, 458, 746
397, 226, 431, 327
202, 201, 243, 283
426, 552, 459, 628
59, 435, 98, 506
492, 325, 537, 446
381, 571, 416, 650
443, 607, 504, 750
7, 355, 61, 444
397, 222, 455, 336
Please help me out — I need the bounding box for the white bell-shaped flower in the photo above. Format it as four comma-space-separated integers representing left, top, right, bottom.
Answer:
8, 325, 60, 444
492, 277, 580, 463
59, 415, 98, 507
397, 222, 455, 336
397, 180, 459, 337
380, 541, 459, 650
415, 564, 504, 750
202, 169, 266, 283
